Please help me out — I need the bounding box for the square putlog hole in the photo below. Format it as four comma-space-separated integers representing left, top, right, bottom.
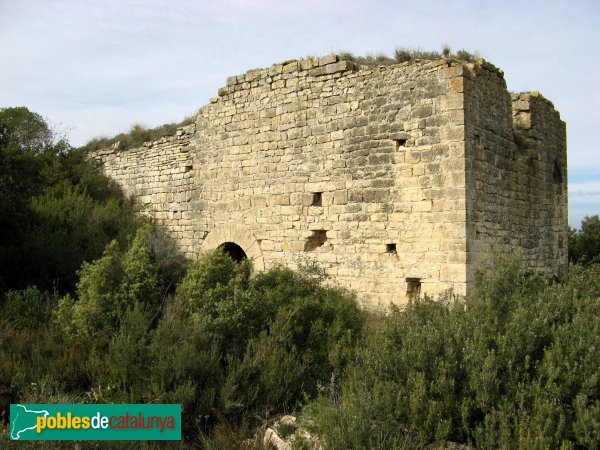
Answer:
406, 277, 421, 299
386, 243, 397, 254
311, 192, 323, 206
394, 139, 407, 150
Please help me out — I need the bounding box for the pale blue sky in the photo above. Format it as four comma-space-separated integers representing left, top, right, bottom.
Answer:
1, 0, 598, 227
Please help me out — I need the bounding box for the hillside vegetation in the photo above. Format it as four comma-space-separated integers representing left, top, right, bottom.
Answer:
2, 108, 600, 449
82, 115, 196, 154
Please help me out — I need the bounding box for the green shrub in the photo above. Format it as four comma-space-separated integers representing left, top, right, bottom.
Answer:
55, 240, 123, 338
148, 226, 188, 291
176, 250, 253, 359
0, 318, 90, 423
220, 327, 308, 419
213, 265, 364, 426
309, 258, 600, 449
148, 296, 223, 437
172, 253, 364, 439
245, 266, 364, 386
0, 107, 143, 294
55, 224, 165, 339
89, 303, 153, 403
25, 184, 139, 291
1, 286, 55, 330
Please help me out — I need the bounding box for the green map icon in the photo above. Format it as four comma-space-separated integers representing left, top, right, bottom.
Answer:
10, 404, 49, 440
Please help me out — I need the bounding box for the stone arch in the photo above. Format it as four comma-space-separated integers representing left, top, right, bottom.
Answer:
201, 224, 264, 271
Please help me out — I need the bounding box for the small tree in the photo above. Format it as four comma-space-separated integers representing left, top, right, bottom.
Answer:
0, 106, 53, 152
569, 215, 600, 264
55, 224, 164, 339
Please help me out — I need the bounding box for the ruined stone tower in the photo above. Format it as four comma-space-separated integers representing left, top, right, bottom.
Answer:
90, 55, 567, 308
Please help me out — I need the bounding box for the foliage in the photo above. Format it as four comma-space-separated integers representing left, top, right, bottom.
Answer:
3, 240, 600, 448
55, 224, 165, 339
24, 184, 138, 291
0, 107, 140, 294
0, 106, 53, 152
148, 296, 223, 438
2, 243, 363, 446
570, 214, 600, 264
92, 303, 153, 402
0, 318, 90, 422
308, 258, 600, 449
176, 253, 364, 422
0, 108, 52, 293
0, 286, 56, 331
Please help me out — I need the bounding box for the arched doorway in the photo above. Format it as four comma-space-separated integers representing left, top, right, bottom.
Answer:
219, 242, 247, 262
201, 224, 265, 271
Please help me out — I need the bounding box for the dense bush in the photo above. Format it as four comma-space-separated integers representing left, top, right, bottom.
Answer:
0, 107, 140, 293
2, 243, 363, 447
308, 258, 600, 449
148, 296, 224, 439
218, 267, 364, 420
1, 286, 56, 331
55, 224, 165, 340
3, 238, 600, 448
175, 253, 364, 428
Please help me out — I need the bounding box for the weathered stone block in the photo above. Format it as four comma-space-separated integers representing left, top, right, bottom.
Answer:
325, 61, 355, 74
318, 54, 338, 66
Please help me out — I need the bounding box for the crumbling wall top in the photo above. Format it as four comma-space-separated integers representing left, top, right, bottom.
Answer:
215, 54, 505, 99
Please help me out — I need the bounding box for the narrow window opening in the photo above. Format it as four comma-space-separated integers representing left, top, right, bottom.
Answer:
304, 230, 327, 251
406, 278, 421, 299
185, 165, 193, 172
386, 243, 397, 254
553, 160, 563, 184
311, 192, 323, 206
394, 139, 407, 150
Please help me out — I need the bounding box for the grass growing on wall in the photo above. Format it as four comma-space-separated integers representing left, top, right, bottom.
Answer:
82, 114, 197, 153
338, 46, 478, 67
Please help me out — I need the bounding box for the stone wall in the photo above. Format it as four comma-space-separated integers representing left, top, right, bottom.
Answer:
462, 61, 568, 283
89, 55, 567, 308
90, 124, 197, 254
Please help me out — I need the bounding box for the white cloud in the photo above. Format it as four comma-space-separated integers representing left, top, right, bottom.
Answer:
569, 180, 600, 227
569, 180, 600, 200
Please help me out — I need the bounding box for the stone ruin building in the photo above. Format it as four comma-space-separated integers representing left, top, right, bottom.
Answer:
89, 54, 568, 308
